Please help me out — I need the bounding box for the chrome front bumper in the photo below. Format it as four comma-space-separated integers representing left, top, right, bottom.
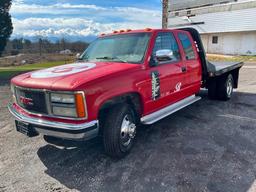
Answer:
8, 104, 99, 140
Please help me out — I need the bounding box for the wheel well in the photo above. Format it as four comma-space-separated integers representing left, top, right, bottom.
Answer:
218, 70, 239, 89
206, 68, 240, 89
98, 93, 143, 135
230, 69, 239, 88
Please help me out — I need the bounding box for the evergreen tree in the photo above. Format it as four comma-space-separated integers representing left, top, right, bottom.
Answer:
0, 0, 13, 56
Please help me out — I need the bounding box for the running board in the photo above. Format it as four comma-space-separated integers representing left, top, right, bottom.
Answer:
141, 95, 201, 125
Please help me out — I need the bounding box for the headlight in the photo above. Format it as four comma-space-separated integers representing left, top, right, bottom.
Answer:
50, 92, 87, 118
11, 84, 15, 94
52, 105, 77, 117
11, 84, 17, 104
51, 93, 75, 103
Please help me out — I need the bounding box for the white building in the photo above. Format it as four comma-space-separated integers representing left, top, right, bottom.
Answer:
168, 0, 256, 55
60, 49, 72, 55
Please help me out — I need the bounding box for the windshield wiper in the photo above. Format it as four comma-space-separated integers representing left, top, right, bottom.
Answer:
96, 56, 114, 60
96, 56, 128, 63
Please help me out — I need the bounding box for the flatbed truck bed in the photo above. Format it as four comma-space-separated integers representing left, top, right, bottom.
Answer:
207, 61, 244, 77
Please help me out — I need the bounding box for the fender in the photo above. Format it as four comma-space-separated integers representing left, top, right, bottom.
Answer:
96, 91, 144, 119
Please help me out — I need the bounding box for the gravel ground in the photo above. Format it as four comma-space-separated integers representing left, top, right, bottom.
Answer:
0, 64, 256, 192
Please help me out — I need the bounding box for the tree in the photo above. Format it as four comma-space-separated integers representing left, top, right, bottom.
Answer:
23, 39, 32, 52
12, 39, 23, 50
38, 38, 42, 56
60, 38, 66, 50
0, 0, 13, 56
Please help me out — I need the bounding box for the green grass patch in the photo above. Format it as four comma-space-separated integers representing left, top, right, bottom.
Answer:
207, 55, 256, 62
0, 70, 25, 80
1, 60, 68, 70
0, 60, 70, 80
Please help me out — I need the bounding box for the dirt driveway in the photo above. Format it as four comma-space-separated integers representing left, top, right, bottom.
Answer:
0, 64, 256, 192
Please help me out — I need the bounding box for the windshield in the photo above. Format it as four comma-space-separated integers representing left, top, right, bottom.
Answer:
81, 33, 151, 64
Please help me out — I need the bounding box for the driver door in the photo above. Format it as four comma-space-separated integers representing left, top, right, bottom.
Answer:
146, 32, 186, 113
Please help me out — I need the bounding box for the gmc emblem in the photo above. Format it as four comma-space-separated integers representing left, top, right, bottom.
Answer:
19, 96, 34, 106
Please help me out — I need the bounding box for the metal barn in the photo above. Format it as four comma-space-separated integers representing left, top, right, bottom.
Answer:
168, 0, 256, 55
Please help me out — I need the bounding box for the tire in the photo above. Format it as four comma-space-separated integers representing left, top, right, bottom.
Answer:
208, 79, 218, 100
103, 104, 137, 158
217, 74, 234, 101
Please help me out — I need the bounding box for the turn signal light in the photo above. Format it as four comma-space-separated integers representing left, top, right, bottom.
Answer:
145, 28, 152, 31
75, 93, 87, 118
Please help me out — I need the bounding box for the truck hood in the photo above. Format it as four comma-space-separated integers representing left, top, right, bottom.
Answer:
12, 62, 140, 90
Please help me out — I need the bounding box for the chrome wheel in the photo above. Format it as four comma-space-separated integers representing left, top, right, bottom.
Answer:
103, 104, 138, 158
226, 76, 233, 97
120, 115, 136, 147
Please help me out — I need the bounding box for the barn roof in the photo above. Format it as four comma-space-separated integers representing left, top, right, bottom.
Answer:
168, 1, 256, 34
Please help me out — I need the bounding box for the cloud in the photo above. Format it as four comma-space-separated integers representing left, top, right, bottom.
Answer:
57, 3, 107, 10
10, 2, 161, 41
13, 18, 110, 37
11, 3, 109, 14
13, 0, 24, 4
12, 17, 158, 38
13, 18, 94, 30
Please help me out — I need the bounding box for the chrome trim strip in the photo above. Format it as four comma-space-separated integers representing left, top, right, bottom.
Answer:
141, 95, 201, 125
14, 85, 83, 93
8, 104, 98, 130
35, 127, 98, 140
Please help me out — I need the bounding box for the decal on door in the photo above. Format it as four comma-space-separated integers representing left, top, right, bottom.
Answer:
151, 71, 160, 100
174, 82, 182, 92
31, 63, 96, 78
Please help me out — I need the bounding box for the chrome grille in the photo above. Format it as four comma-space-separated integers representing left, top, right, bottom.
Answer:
15, 87, 48, 114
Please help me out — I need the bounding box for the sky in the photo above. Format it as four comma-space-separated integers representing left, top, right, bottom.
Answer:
10, 0, 162, 41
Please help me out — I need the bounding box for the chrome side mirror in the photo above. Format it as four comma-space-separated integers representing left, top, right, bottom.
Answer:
76, 53, 84, 61
156, 49, 174, 61
76, 53, 81, 59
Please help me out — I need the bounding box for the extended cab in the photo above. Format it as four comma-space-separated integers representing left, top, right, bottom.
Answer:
8, 28, 243, 158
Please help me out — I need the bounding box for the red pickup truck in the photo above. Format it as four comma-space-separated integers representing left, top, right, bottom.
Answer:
8, 28, 243, 158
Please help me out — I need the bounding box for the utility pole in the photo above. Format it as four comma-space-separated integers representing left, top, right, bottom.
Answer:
162, 0, 169, 29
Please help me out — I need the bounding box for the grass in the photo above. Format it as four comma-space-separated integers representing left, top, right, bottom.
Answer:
207, 54, 256, 62
0, 60, 71, 80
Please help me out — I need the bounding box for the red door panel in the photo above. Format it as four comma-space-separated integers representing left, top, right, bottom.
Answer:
177, 32, 202, 97
142, 32, 187, 115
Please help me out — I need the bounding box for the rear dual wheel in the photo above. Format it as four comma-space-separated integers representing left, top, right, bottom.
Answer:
103, 104, 137, 158
208, 74, 234, 101
218, 74, 234, 101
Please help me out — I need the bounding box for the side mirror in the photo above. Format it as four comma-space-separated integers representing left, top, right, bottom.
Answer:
76, 53, 85, 62
76, 53, 81, 59
156, 49, 175, 62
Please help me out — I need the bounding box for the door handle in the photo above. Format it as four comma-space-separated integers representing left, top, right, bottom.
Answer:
181, 67, 187, 73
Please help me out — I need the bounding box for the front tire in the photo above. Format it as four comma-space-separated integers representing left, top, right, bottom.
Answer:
103, 104, 137, 158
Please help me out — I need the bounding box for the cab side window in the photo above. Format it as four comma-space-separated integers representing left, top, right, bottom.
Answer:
178, 33, 196, 60
153, 32, 181, 63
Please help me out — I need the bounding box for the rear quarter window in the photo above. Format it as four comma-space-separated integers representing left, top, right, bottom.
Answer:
178, 33, 196, 60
